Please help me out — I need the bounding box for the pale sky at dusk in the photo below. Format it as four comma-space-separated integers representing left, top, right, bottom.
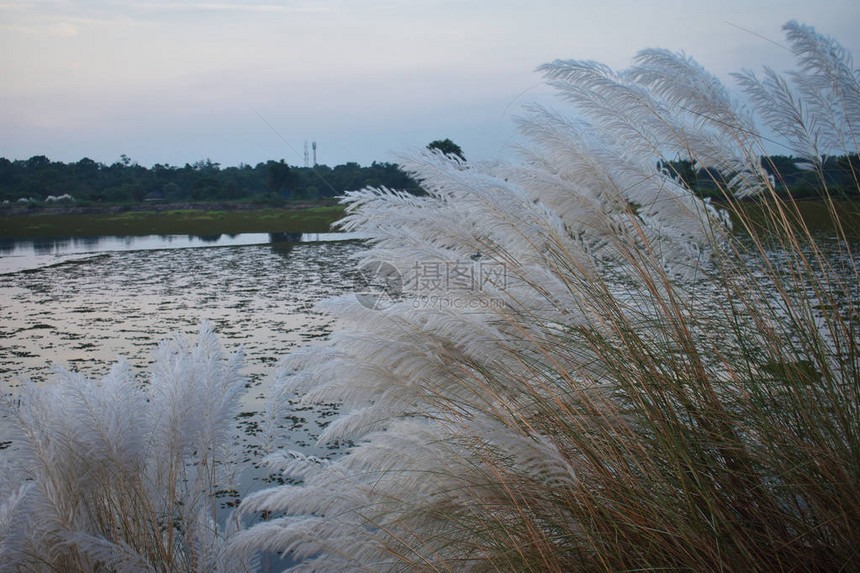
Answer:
2, 1, 859, 168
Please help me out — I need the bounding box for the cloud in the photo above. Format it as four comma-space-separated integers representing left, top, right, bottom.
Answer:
0, 20, 79, 36
121, 1, 333, 15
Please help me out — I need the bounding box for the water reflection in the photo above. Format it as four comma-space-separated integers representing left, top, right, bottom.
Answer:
32, 237, 70, 255
5, 236, 111, 256
268, 233, 302, 257
270, 242, 296, 257
269, 232, 302, 243
194, 233, 223, 243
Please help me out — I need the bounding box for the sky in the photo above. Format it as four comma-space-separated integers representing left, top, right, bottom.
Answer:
1, 0, 859, 168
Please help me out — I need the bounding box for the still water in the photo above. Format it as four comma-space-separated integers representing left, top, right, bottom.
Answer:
0, 233, 366, 463
0, 232, 364, 274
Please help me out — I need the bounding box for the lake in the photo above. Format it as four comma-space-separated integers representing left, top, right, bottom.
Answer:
0, 231, 364, 274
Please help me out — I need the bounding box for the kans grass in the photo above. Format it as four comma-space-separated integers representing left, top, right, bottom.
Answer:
2, 21, 859, 572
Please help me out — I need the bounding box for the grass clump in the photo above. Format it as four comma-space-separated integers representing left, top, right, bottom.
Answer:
231, 21, 860, 571
0, 323, 255, 572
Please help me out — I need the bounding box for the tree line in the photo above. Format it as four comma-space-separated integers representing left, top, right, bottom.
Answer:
0, 155, 421, 206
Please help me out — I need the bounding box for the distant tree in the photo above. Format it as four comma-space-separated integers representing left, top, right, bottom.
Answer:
267, 160, 296, 196
26, 155, 51, 170
191, 177, 223, 201
75, 157, 100, 173
427, 139, 465, 162
193, 158, 221, 171
129, 183, 147, 203
162, 182, 183, 201
659, 158, 697, 190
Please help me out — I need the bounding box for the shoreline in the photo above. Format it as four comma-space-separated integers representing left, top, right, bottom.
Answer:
0, 199, 340, 217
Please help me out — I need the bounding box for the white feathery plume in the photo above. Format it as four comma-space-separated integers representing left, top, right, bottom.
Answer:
0, 483, 32, 570
0, 322, 252, 571
735, 21, 860, 160
783, 20, 860, 154
734, 66, 823, 161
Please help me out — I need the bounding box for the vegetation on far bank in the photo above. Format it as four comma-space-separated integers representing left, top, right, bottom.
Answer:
0, 135, 856, 214
661, 154, 860, 200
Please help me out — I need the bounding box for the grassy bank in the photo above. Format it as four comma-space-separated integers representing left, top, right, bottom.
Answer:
0, 204, 346, 238
724, 197, 860, 240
